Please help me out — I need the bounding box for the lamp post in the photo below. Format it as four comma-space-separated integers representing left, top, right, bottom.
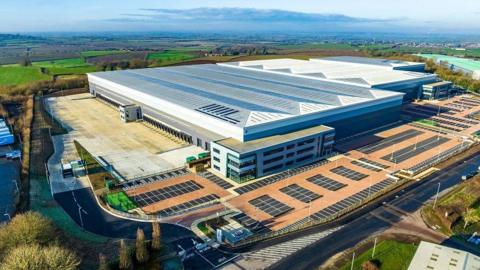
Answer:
433, 182, 441, 209
350, 252, 355, 270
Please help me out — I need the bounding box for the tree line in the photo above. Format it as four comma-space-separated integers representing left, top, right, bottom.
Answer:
0, 76, 88, 97
363, 50, 480, 93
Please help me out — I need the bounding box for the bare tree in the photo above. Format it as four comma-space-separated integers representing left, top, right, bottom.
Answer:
98, 253, 109, 270
118, 239, 132, 270
136, 228, 149, 263
152, 222, 162, 250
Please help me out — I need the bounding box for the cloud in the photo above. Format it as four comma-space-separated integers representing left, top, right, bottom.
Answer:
100, 7, 409, 33
112, 7, 403, 24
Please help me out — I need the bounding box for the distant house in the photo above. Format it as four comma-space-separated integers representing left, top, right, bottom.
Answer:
408, 241, 480, 270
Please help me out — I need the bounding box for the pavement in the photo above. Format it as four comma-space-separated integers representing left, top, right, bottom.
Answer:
268, 151, 480, 270
45, 94, 203, 180
48, 135, 91, 194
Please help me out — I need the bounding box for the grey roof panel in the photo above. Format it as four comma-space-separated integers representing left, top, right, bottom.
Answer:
320, 56, 421, 67
89, 63, 403, 129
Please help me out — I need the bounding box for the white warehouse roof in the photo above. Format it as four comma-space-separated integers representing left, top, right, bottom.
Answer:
88, 62, 403, 141
408, 241, 480, 270
318, 56, 425, 69
222, 57, 435, 87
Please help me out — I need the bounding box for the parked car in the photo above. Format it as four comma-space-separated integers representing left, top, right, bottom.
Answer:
5, 150, 21, 160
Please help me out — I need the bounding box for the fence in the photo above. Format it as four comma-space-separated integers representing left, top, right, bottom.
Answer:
232, 177, 408, 247
232, 140, 478, 247
120, 166, 187, 186
405, 140, 475, 175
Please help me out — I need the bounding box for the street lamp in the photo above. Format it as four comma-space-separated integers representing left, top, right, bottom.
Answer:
433, 182, 441, 209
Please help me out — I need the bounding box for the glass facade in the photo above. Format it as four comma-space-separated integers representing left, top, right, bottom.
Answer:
226, 154, 257, 183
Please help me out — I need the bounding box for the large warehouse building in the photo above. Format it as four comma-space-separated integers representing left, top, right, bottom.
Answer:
419, 54, 480, 80
87, 58, 419, 181
223, 57, 437, 101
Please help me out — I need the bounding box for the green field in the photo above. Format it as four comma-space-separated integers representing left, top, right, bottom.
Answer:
276, 43, 357, 50
339, 240, 417, 270
32, 57, 90, 68
31, 58, 98, 75
147, 50, 197, 63
80, 50, 128, 58
106, 191, 137, 212
45, 66, 99, 75
423, 176, 480, 235
0, 66, 51, 86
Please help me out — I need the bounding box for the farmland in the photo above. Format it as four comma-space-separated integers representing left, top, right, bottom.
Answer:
2, 32, 480, 94
0, 57, 99, 87
80, 50, 128, 58
147, 50, 198, 64
32, 58, 99, 75
0, 66, 51, 86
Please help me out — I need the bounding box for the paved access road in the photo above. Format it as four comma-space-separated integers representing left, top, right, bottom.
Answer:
54, 188, 194, 241
270, 153, 480, 270
54, 188, 238, 270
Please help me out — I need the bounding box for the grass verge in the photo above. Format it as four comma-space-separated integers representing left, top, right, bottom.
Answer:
0, 66, 51, 86
339, 240, 417, 270
73, 140, 116, 191
147, 50, 197, 64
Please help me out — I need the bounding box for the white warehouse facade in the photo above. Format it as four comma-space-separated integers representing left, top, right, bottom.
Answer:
87, 58, 409, 181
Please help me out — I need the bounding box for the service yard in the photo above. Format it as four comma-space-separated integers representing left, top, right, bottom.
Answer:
45, 93, 202, 179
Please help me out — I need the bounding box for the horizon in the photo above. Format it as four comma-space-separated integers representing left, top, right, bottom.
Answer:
1, 1, 480, 33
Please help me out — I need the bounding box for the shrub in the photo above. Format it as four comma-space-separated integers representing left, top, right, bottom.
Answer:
0, 244, 45, 270
0, 212, 56, 255
1, 244, 80, 270
362, 259, 380, 270
43, 245, 81, 270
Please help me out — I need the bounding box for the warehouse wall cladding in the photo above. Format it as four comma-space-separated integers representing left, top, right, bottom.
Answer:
86, 56, 443, 182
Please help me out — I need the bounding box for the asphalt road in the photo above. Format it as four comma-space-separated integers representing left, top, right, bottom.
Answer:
54, 187, 238, 269
52, 150, 480, 270
54, 188, 194, 241
270, 153, 480, 270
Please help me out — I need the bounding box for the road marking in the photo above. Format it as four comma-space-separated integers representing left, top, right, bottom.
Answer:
240, 226, 344, 265
384, 203, 409, 216
369, 212, 396, 225
193, 250, 216, 267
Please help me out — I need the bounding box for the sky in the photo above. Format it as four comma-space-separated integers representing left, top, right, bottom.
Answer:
1, 0, 480, 33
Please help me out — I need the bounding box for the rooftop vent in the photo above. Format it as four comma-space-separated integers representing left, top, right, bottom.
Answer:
195, 104, 240, 124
